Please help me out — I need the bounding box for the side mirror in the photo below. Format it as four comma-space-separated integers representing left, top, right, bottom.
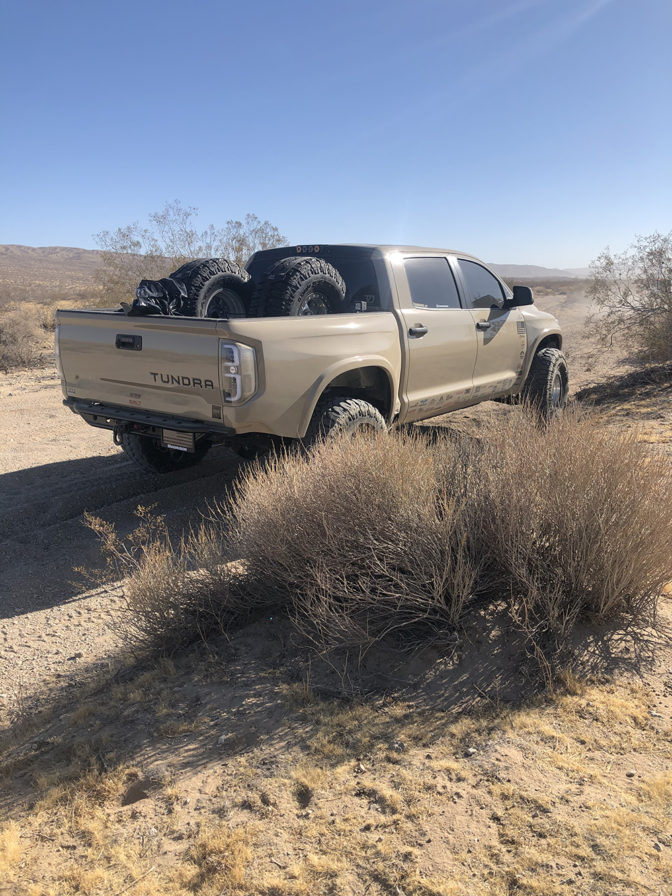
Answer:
507, 285, 534, 307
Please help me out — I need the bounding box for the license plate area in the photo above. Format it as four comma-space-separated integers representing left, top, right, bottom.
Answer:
161, 429, 195, 452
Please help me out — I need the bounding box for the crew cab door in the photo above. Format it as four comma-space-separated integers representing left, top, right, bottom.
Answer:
393, 254, 478, 422
452, 258, 527, 397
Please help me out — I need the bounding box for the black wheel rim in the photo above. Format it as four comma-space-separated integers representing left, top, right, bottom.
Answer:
298, 290, 330, 315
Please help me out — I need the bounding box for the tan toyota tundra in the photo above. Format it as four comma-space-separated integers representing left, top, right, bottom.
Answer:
55, 245, 567, 472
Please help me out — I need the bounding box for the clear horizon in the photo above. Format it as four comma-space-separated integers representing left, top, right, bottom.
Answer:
1, 0, 670, 269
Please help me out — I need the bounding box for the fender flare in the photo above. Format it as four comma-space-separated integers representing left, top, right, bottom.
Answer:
520, 328, 563, 383
298, 357, 399, 438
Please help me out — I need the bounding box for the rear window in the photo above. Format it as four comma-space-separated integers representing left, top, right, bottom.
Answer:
247, 246, 389, 311
404, 257, 462, 309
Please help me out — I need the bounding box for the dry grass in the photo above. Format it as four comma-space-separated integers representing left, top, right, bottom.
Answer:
177, 824, 253, 892
0, 821, 22, 878
3, 650, 670, 895
83, 506, 248, 652
0, 305, 42, 371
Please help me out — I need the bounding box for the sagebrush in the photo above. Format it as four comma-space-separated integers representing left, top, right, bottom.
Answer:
95, 411, 672, 676
477, 410, 672, 644
589, 230, 672, 361
0, 306, 42, 371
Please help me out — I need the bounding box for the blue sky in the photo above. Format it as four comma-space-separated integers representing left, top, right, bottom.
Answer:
1, 0, 670, 267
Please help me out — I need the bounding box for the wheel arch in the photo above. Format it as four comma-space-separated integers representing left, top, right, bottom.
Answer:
299, 362, 397, 438
521, 329, 563, 381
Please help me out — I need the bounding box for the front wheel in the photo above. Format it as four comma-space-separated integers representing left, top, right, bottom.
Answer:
303, 396, 387, 447
522, 347, 569, 418
120, 433, 210, 473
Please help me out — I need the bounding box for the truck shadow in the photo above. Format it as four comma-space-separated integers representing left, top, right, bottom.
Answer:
0, 446, 245, 618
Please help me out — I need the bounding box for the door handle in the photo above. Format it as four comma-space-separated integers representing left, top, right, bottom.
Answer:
408, 326, 428, 338
476, 321, 492, 331
116, 334, 143, 350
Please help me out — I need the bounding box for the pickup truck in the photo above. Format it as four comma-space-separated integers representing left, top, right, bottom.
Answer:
55, 244, 567, 472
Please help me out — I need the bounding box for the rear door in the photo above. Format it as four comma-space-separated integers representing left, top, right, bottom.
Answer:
393, 255, 478, 422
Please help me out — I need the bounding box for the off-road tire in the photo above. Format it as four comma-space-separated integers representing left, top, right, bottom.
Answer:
255, 256, 346, 317
120, 432, 210, 473
196, 273, 248, 318
304, 395, 387, 446
169, 258, 251, 316
522, 347, 569, 418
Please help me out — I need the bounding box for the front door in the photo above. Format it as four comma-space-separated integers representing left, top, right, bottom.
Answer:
453, 257, 527, 397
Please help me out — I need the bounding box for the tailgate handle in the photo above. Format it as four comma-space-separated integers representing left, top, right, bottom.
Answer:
116, 334, 143, 351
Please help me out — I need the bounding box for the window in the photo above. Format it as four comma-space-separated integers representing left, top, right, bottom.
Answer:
404, 257, 461, 309
456, 259, 505, 308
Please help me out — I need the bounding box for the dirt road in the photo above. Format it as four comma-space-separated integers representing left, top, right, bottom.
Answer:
0, 365, 246, 728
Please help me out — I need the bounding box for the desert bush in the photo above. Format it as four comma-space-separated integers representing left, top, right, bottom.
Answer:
35, 301, 57, 332
477, 408, 672, 648
227, 416, 672, 662
104, 412, 672, 674
228, 431, 482, 652
0, 306, 42, 371
589, 231, 672, 361
85, 507, 250, 652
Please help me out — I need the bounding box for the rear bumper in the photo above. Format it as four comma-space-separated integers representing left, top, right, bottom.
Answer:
64, 398, 236, 435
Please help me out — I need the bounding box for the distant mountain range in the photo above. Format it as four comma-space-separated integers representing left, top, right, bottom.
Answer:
0, 244, 590, 289
488, 262, 590, 280
0, 244, 103, 290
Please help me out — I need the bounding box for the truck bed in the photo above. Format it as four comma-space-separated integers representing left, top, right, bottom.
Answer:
56, 308, 402, 439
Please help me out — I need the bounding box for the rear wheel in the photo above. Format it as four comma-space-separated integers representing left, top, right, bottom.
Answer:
304, 396, 387, 447
120, 432, 210, 473
522, 347, 569, 418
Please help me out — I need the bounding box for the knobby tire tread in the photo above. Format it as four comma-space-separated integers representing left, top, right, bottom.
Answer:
255, 256, 346, 317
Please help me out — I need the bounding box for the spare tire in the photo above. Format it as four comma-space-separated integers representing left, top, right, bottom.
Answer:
168, 258, 251, 317
255, 256, 346, 317
196, 273, 248, 318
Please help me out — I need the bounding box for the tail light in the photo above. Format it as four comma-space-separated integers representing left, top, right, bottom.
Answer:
220, 341, 257, 404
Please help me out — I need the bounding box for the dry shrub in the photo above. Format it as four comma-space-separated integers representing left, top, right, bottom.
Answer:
228, 413, 671, 662
85, 506, 248, 653
478, 407, 672, 645
105, 411, 672, 674
35, 300, 58, 332
229, 431, 481, 652
0, 305, 41, 370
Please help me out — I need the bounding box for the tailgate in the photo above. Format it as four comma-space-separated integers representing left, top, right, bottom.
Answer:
56, 310, 227, 424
